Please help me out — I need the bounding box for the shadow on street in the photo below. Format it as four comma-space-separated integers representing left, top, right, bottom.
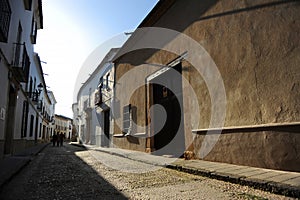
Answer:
0, 143, 128, 200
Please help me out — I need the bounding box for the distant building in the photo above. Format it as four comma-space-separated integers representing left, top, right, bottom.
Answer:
47, 91, 57, 138
54, 115, 72, 140
73, 48, 119, 147
111, 0, 300, 172
0, 0, 55, 158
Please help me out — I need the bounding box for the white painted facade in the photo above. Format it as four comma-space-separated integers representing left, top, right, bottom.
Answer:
47, 91, 56, 138
0, 0, 55, 157
54, 115, 72, 140
74, 48, 119, 147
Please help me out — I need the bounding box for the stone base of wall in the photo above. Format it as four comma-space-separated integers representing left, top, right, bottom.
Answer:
0, 140, 4, 159
12, 139, 37, 155
193, 126, 300, 172
113, 136, 146, 152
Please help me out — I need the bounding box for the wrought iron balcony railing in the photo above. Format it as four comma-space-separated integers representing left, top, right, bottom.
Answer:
94, 89, 103, 106
11, 43, 30, 83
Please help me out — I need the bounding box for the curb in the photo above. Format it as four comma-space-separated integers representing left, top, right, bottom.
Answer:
108, 148, 300, 198
77, 144, 300, 198
166, 164, 300, 198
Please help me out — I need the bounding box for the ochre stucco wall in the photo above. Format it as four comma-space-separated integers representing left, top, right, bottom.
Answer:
113, 0, 300, 171
185, 0, 300, 128
193, 129, 300, 172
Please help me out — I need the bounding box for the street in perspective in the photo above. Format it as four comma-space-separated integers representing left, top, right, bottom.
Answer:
0, 0, 299, 199
0, 143, 296, 200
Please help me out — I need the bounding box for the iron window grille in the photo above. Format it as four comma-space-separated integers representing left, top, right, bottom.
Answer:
0, 0, 11, 43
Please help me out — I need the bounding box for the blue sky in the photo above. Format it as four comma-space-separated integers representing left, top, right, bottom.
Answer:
35, 0, 159, 118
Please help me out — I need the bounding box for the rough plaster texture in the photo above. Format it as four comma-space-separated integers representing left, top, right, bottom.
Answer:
113, 0, 300, 170
182, 0, 300, 128
193, 130, 300, 172
187, 0, 300, 171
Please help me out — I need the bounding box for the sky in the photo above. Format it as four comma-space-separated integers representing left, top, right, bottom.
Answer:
34, 0, 159, 118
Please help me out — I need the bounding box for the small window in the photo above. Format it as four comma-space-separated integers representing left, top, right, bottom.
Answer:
28, 77, 33, 98
21, 101, 29, 138
29, 115, 34, 137
30, 17, 37, 43
122, 104, 131, 135
23, 0, 32, 10
106, 73, 110, 90
39, 123, 42, 137
99, 77, 103, 87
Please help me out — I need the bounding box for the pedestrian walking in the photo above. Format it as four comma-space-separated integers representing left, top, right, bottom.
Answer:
56, 134, 60, 147
59, 133, 65, 147
52, 134, 58, 147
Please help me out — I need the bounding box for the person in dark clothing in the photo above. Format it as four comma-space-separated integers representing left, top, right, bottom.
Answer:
56, 134, 60, 147
52, 134, 58, 147
59, 133, 64, 147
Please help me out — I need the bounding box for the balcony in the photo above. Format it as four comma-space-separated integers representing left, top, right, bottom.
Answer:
31, 90, 39, 103
94, 89, 103, 106
11, 43, 30, 83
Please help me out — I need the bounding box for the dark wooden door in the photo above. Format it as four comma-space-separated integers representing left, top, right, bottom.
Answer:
4, 86, 17, 155
103, 109, 110, 147
151, 64, 185, 157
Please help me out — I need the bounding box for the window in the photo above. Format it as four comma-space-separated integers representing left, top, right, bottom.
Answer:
99, 77, 103, 87
33, 77, 36, 92
106, 73, 110, 90
28, 77, 33, 98
23, 0, 32, 10
88, 88, 92, 107
83, 99, 88, 110
122, 104, 131, 135
39, 123, 42, 137
14, 23, 23, 66
30, 17, 37, 43
29, 115, 34, 137
94, 89, 102, 105
0, 0, 11, 43
21, 101, 29, 138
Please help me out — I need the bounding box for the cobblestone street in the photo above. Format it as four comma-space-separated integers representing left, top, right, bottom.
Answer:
0, 144, 126, 200
0, 144, 294, 199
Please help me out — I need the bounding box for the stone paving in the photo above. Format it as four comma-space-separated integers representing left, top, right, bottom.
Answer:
83, 144, 300, 198
0, 143, 49, 188
0, 143, 127, 200
0, 142, 299, 198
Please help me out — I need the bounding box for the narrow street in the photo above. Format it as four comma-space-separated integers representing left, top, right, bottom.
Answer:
0, 143, 293, 200
0, 144, 126, 200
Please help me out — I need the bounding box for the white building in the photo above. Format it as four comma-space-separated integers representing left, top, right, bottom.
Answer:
47, 91, 56, 138
0, 0, 55, 157
54, 114, 72, 140
74, 48, 119, 147
72, 103, 79, 140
